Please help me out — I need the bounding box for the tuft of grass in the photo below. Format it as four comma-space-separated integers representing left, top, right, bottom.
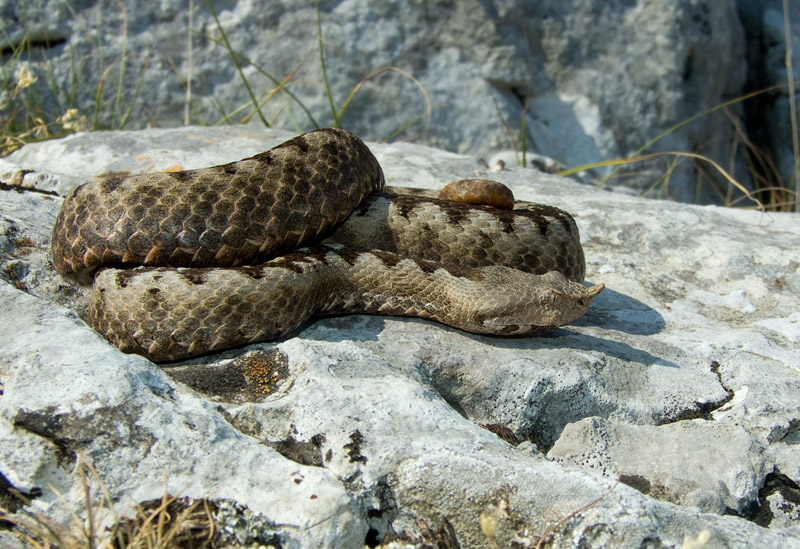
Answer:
108, 494, 220, 548
0, 18, 82, 156
1, 0, 422, 156
335, 65, 432, 142
4, 1, 793, 211
496, 3, 799, 212
0, 458, 224, 548
576, 81, 799, 211
197, 31, 319, 129
490, 24, 534, 169
558, 149, 777, 210
0, 0, 146, 156
557, 0, 799, 212
548, 80, 800, 211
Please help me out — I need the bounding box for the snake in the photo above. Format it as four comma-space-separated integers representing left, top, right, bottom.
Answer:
50, 128, 604, 362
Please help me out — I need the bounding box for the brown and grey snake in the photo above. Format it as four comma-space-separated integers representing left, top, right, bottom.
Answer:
51, 128, 603, 362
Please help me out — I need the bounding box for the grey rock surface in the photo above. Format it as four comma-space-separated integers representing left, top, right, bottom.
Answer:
2, 0, 786, 204
548, 417, 770, 514
1, 126, 800, 546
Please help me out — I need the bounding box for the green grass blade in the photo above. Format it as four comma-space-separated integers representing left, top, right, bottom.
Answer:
185, 0, 194, 125
315, 0, 338, 127
67, 45, 90, 110
117, 50, 150, 129
112, 7, 128, 128
92, 65, 114, 131
386, 107, 435, 142
204, 0, 270, 127
520, 96, 529, 168
216, 95, 265, 125
40, 35, 65, 118
208, 95, 234, 126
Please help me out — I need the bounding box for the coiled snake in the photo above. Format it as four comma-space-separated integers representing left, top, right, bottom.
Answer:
51, 129, 603, 362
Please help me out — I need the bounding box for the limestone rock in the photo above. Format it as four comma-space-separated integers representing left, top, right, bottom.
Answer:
1, 127, 800, 546
0, 0, 761, 203
548, 417, 770, 514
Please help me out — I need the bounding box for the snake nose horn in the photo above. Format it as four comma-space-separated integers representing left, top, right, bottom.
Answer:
586, 283, 605, 298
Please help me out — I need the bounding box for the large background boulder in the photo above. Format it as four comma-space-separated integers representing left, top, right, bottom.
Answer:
1, 126, 799, 546
2, 0, 796, 204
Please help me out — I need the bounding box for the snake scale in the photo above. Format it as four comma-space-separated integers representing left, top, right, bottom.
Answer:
51, 128, 603, 362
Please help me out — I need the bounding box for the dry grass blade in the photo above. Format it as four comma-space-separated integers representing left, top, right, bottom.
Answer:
559, 151, 771, 210
110, 495, 219, 548
784, 0, 799, 192
1, 455, 221, 549
92, 64, 115, 131
535, 478, 620, 549
339, 66, 433, 142
238, 44, 314, 125
0, 486, 85, 548
116, 50, 150, 130
723, 108, 795, 209
598, 83, 794, 189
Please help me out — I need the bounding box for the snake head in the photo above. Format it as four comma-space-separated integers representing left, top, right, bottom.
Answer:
532, 272, 605, 328
474, 270, 604, 335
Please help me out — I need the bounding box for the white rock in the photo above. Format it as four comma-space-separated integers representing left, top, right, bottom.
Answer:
757, 312, 800, 344
1, 127, 799, 546
548, 417, 770, 514
0, 283, 366, 547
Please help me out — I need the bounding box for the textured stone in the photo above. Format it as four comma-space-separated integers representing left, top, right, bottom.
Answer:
0, 0, 768, 203
1, 127, 799, 546
548, 417, 770, 514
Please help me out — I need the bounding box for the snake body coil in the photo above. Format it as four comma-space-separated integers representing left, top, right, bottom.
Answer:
51, 128, 603, 362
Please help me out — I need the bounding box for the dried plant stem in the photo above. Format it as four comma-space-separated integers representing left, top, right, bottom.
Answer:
783, 0, 799, 210
559, 150, 772, 210
535, 478, 620, 549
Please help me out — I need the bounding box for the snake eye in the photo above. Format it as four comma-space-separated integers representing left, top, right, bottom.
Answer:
577, 299, 586, 307
548, 289, 563, 305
